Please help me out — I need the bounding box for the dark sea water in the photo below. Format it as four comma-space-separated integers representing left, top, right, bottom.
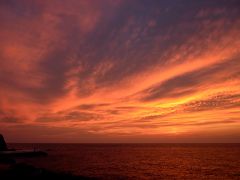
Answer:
8, 143, 240, 179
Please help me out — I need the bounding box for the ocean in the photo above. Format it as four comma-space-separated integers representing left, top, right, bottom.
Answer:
7, 143, 240, 179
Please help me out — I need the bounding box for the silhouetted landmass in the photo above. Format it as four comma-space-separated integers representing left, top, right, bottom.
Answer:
0, 134, 48, 158
0, 163, 95, 180
0, 134, 7, 151
0, 135, 94, 179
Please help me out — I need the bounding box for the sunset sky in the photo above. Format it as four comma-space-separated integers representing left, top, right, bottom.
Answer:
0, 0, 240, 143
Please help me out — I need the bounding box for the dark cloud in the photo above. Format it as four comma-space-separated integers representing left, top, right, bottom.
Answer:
65, 111, 100, 121
76, 103, 110, 110
36, 48, 74, 102
115, 106, 141, 110
36, 111, 100, 122
0, 116, 21, 123
0, 108, 23, 124
138, 113, 174, 123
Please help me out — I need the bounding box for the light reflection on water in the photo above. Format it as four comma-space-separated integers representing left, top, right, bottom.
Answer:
9, 143, 240, 179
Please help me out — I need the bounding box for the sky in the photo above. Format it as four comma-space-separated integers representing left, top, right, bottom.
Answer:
0, 0, 240, 143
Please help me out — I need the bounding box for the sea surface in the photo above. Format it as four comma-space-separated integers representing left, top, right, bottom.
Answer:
7, 143, 240, 179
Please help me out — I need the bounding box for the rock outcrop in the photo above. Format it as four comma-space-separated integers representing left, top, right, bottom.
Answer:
0, 134, 8, 151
